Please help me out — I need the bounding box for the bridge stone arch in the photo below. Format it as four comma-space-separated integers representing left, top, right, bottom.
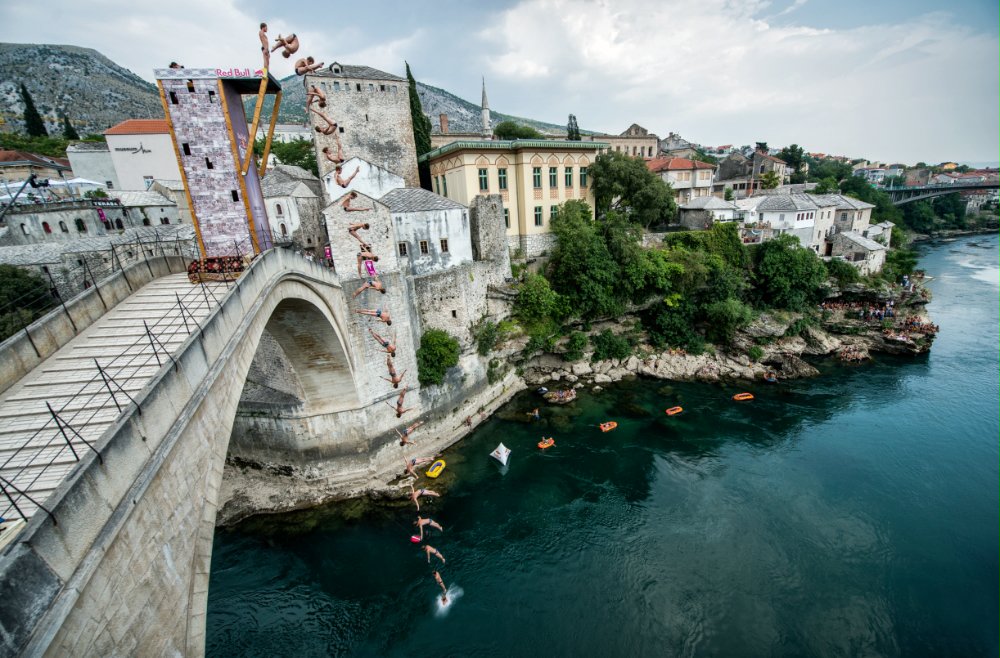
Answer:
1, 249, 368, 657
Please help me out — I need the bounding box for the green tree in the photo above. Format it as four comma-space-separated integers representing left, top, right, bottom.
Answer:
811, 176, 840, 194
645, 298, 704, 353
493, 121, 544, 140
806, 157, 853, 183
566, 114, 581, 140
548, 200, 621, 318
514, 273, 565, 328
825, 258, 860, 287
751, 233, 827, 310
405, 62, 433, 189
589, 151, 677, 227
755, 141, 768, 153
777, 144, 805, 182
562, 331, 588, 361
0, 265, 55, 342
60, 112, 79, 140
590, 329, 632, 361
416, 328, 460, 386
20, 84, 47, 137
932, 193, 966, 228
760, 170, 781, 189
255, 137, 318, 176
704, 298, 753, 344
724, 187, 734, 201
902, 201, 937, 233
692, 149, 719, 165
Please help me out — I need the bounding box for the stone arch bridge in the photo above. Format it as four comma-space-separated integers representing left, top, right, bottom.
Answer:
0, 248, 411, 656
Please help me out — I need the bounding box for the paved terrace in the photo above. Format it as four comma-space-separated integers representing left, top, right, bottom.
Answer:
0, 274, 228, 522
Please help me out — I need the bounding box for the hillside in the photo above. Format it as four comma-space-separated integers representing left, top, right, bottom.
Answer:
0, 44, 574, 139
0, 43, 162, 136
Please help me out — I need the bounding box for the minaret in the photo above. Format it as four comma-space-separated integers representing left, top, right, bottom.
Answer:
481, 77, 492, 139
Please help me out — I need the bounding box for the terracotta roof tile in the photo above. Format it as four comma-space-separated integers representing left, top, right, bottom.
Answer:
104, 119, 170, 135
646, 157, 715, 172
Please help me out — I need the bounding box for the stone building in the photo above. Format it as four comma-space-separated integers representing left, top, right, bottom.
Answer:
149, 180, 193, 224
66, 142, 119, 190
0, 149, 72, 185
647, 157, 717, 203
677, 196, 739, 229
830, 231, 886, 276
716, 149, 789, 195
260, 164, 323, 254
103, 120, 181, 190
304, 63, 419, 188
381, 188, 473, 277
419, 139, 606, 256
0, 199, 129, 246
107, 190, 181, 227
583, 123, 659, 158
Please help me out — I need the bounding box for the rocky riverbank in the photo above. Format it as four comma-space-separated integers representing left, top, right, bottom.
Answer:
519, 284, 935, 390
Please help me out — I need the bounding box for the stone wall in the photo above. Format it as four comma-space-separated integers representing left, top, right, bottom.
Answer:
1, 202, 128, 246
393, 206, 472, 277
305, 73, 419, 190
322, 156, 403, 202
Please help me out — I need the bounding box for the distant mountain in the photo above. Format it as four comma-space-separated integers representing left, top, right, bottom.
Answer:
0, 44, 572, 140
0, 43, 162, 136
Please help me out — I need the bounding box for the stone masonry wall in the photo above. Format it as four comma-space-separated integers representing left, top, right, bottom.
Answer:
305, 73, 419, 190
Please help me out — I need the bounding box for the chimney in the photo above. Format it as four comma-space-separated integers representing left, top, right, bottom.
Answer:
439, 113, 449, 134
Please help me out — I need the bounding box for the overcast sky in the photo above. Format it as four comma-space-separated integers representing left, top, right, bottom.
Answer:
2, 0, 997, 164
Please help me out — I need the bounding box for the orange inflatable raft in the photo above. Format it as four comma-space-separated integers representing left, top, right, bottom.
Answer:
665, 406, 683, 416
538, 437, 555, 449
732, 392, 754, 401
599, 421, 618, 432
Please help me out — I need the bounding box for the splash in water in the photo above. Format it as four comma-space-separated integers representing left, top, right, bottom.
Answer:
434, 586, 463, 617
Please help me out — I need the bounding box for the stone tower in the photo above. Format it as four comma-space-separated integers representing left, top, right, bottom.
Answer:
304, 63, 419, 193
156, 67, 279, 257
481, 77, 492, 139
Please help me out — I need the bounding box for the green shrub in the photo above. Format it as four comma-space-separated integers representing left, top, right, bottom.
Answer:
704, 298, 753, 344
825, 258, 860, 287
562, 331, 588, 361
748, 345, 764, 361
474, 320, 500, 356
416, 329, 460, 386
590, 329, 632, 361
783, 316, 814, 337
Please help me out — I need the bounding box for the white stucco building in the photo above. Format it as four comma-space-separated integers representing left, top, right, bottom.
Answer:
66, 142, 120, 190
323, 157, 404, 203
103, 119, 181, 190
380, 188, 472, 277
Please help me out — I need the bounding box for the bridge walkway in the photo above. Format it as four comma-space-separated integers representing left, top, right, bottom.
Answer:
0, 274, 228, 522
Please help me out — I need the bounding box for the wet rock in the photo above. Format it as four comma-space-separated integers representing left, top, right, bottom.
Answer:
571, 362, 593, 376
594, 373, 613, 384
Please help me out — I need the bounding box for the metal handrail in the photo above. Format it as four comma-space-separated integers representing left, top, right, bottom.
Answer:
0, 250, 241, 522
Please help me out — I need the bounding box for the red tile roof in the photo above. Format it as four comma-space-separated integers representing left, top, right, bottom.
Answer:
104, 119, 170, 135
757, 152, 787, 164
646, 157, 716, 172
0, 149, 71, 169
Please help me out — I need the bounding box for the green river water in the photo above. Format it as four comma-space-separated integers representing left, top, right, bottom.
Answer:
207, 234, 999, 657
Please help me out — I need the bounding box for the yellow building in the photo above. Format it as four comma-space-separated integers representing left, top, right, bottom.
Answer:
420, 139, 607, 256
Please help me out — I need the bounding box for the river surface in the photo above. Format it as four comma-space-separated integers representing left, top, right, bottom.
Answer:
206, 235, 999, 657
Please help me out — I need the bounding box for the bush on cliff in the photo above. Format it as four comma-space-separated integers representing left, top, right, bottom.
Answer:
416, 329, 460, 386
704, 298, 754, 344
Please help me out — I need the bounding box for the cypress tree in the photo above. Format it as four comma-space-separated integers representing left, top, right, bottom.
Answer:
20, 84, 48, 137
61, 112, 80, 140
405, 62, 433, 189
567, 114, 581, 141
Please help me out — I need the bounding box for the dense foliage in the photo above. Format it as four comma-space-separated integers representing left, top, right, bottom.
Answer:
0, 265, 55, 342
751, 234, 827, 310
0, 133, 102, 158
406, 62, 433, 189
253, 137, 318, 176
416, 329, 460, 386
493, 121, 545, 140
589, 151, 677, 227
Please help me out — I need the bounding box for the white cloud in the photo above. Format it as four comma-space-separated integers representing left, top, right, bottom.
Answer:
477, 0, 999, 162
0, 0, 995, 162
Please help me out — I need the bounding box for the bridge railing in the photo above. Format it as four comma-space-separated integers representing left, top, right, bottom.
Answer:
0, 242, 250, 524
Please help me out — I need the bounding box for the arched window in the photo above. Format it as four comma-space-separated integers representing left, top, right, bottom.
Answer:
42, 221, 51, 234
20, 224, 28, 235
115, 218, 124, 230
160, 217, 170, 225
280, 223, 288, 236
276, 203, 283, 215
75, 218, 86, 232
142, 218, 151, 226
59, 221, 68, 232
